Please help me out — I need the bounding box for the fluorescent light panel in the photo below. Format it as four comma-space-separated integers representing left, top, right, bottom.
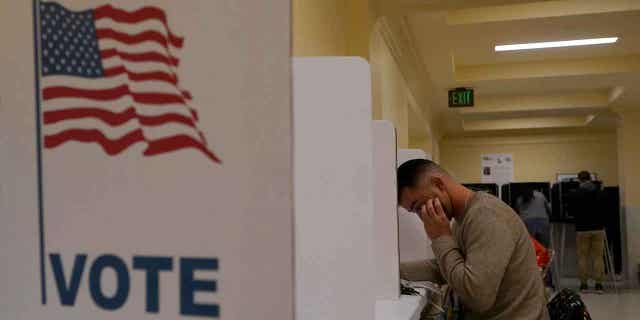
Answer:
495, 37, 618, 52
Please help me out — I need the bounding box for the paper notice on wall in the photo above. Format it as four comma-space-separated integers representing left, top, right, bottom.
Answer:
481, 154, 514, 186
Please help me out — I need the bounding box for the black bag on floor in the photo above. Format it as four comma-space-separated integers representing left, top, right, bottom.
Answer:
547, 289, 592, 320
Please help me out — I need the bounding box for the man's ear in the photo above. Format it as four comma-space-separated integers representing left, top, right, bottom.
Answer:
431, 176, 446, 191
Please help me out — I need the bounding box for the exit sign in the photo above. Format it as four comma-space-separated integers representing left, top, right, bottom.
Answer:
448, 88, 474, 107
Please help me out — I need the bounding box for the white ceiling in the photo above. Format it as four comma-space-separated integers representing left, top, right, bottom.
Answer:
449, 12, 640, 65
398, 0, 640, 137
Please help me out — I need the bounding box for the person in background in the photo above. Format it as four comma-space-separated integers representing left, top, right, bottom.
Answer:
397, 159, 548, 320
516, 187, 551, 248
569, 170, 606, 294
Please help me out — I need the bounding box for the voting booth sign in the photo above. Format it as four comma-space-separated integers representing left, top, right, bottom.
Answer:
0, 1, 293, 319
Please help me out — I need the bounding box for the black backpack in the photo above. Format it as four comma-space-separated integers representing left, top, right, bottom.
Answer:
547, 289, 592, 320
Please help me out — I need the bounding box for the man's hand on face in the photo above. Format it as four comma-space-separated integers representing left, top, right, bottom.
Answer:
418, 198, 452, 240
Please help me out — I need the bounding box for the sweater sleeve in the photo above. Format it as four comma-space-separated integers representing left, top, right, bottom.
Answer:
431, 208, 516, 314
400, 258, 446, 284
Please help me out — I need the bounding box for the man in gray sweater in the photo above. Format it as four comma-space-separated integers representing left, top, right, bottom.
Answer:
397, 159, 548, 320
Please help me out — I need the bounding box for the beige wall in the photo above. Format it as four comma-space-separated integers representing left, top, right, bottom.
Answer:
370, 30, 410, 147
293, 1, 440, 155
407, 91, 440, 161
370, 24, 440, 153
410, 136, 440, 163
293, 1, 428, 150
293, 0, 376, 58
441, 132, 619, 186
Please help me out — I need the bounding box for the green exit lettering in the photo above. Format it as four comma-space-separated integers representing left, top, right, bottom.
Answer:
449, 89, 473, 107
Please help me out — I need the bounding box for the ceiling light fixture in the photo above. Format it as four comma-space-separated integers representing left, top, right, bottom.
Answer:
495, 37, 618, 52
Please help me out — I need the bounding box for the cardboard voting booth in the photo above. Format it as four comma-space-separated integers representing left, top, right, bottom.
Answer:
294, 59, 428, 320
373, 120, 400, 300
374, 126, 428, 320
0, 1, 293, 319
293, 57, 375, 320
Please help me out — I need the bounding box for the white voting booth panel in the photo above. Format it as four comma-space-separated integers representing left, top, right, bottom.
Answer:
397, 149, 436, 263
373, 125, 427, 320
293, 57, 375, 320
1, 1, 293, 319
372, 120, 400, 300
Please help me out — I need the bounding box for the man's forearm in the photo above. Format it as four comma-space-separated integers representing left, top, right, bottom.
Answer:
431, 225, 514, 314
400, 259, 445, 284
431, 235, 497, 313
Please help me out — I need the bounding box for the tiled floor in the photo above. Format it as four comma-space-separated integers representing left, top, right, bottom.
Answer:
581, 290, 640, 319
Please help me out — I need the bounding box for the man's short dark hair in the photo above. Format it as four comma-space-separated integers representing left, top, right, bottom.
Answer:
578, 171, 591, 182
397, 159, 442, 199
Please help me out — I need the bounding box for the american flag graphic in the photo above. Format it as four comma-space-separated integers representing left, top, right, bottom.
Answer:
37, 1, 221, 163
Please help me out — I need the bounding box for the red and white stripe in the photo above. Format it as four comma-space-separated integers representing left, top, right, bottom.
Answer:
42, 4, 220, 163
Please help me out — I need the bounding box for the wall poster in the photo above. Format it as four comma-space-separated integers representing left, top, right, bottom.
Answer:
481, 153, 514, 186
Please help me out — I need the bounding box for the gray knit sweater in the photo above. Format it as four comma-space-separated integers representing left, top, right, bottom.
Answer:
401, 192, 549, 320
